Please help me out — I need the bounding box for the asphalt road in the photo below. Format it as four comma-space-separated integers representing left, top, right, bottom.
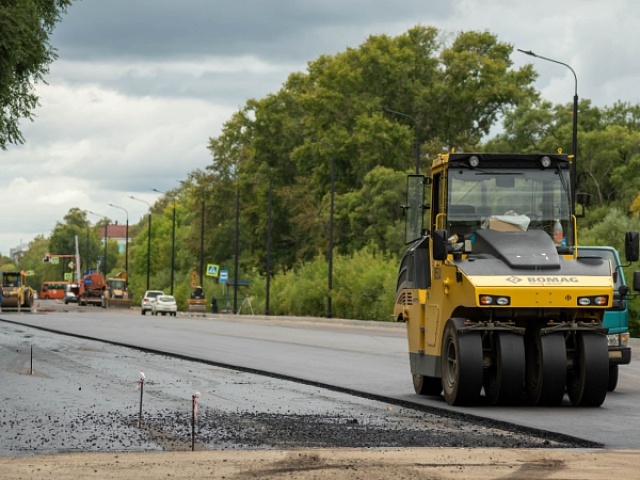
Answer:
3, 303, 639, 448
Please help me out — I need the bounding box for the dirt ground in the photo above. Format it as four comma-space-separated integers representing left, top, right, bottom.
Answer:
0, 448, 638, 479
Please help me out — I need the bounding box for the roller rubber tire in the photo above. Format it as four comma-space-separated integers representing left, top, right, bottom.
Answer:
412, 374, 442, 396
525, 327, 566, 406
483, 332, 525, 405
608, 364, 619, 392
441, 320, 483, 406
567, 332, 609, 406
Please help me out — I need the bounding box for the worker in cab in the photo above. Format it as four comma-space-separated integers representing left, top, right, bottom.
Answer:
190, 286, 205, 299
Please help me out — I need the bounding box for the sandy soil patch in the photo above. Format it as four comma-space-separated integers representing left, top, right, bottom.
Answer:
0, 448, 638, 480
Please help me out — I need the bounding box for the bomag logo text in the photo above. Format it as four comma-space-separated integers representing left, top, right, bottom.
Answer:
526, 277, 579, 283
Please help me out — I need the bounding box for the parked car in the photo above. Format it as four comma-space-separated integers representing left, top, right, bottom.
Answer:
64, 284, 79, 304
141, 290, 164, 315
152, 295, 177, 316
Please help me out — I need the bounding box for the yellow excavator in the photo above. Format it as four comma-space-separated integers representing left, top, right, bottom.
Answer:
1, 271, 35, 312
187, 270, 207, 313
101, 271, 131, 309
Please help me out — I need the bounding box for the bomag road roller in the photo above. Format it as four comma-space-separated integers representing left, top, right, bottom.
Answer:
394, 151, 639, 407
1, 271, 35, 312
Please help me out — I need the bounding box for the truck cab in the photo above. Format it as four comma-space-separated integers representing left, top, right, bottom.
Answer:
578, 246, 632, 391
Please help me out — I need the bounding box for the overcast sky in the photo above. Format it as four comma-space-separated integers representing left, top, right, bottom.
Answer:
2, 0, 639, 257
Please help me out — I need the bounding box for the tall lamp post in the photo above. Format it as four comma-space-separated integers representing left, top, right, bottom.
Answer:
517, 49, 578, 208
108, 203, 129, 285
153, 189, 176, 295
253, 157, 273, 316
383, 107, 421, 174
199, 199, 205, 286
130, 196, 152, 291
87, 210, 108, 276
233, 182, 240, 314
314, 139, 336, 319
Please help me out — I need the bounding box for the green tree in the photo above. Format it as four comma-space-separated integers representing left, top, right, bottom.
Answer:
202, 26, 536, 280
49, 208, 101, 272
0, 0, 72, 148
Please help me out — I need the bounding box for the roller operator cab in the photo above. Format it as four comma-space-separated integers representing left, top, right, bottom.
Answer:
394, 152, 640, 407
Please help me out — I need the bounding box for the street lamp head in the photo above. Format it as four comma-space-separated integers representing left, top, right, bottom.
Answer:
517, 48, 536, 58
109, 203, 129, 220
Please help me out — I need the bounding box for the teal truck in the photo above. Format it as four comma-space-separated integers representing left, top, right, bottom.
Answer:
579, 246, 632, 391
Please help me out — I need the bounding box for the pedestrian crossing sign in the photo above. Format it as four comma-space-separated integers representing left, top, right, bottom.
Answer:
206, 264, 220, 278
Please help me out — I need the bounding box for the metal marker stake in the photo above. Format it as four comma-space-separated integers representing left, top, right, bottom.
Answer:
137, 372, 146, 428
30, 344, 33, 375
191, 391, 200, 451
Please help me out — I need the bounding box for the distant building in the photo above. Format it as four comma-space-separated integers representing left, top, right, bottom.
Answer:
100, 223, 128, 254
9, 243, 29, 264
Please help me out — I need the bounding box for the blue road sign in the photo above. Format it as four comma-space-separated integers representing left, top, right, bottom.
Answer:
219, 269, 228, 284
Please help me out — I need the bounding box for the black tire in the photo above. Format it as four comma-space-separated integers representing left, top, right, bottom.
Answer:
567, 332, 609, 406
141, 309, 146, 315
608, 364, 619, 392
483, 332, 525, 405
23, 293, 33, 309
412, 374, 442, 396
525, 326, 566, 406
441, 319, 483, 406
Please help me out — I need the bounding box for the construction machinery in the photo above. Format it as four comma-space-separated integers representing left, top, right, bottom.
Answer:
102, 271, 131, 309
186, 270, 206, 313
78, 272, 107, 307
1, 271, 35, 312
394, 151, 639, 407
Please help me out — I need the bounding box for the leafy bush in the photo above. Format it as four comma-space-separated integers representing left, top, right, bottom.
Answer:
244, 247, 398, 322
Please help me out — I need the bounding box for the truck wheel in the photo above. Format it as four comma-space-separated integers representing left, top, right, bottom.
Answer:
525, 326, 566, 406
441, 319, 483, 406
141, 309, 146, 315
567, 332, 608, 406
412, 374, 442, 396
483, 332, 525, 405
608, 365, 619, 392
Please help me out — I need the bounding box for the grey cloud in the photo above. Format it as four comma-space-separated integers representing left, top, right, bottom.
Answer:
52, 0, 452, 63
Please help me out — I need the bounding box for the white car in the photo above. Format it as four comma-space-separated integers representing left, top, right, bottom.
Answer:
141, 290, 164, 315
64, 284, 79, 304
152, 295, 177, 316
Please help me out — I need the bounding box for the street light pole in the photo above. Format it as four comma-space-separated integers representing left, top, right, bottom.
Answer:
199, 200, 205, 286
383, 107, 421, 174
87, 210, 108, 276
517, 49, 578, 208
108, 203, 129, 286
314, 139, 336, 319
153, 189, 176, 295
233, 184, 240, 314
266, 174, 272, 316
129, 196, 152, 291
252, 157, 273, 316
328, 150, 335, 319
